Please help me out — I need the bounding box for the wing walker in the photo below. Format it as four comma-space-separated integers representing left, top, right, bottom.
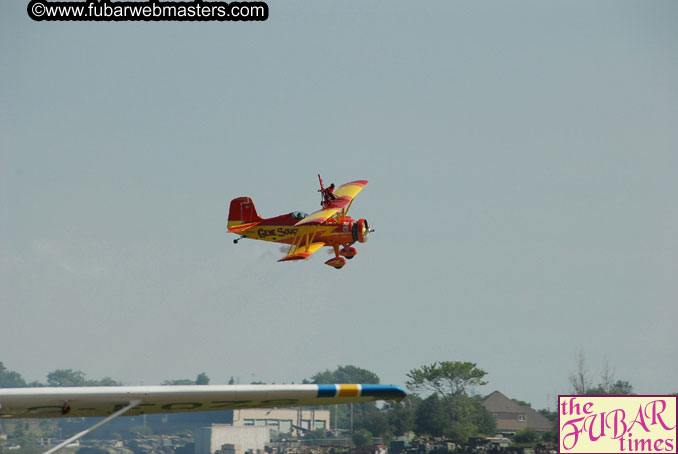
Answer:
227, 175, 373, 269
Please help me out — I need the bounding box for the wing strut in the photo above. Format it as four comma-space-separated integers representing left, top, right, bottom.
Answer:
43, 400, 141, 454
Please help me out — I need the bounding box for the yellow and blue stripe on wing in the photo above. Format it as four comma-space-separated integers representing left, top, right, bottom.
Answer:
316, 384, 406, 400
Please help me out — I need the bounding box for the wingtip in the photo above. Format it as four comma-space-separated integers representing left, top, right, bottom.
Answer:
360, 384, 407, 401
344, 180, 368, 187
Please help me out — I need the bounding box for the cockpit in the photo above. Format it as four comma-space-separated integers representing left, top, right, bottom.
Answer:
290, 211, 308, 220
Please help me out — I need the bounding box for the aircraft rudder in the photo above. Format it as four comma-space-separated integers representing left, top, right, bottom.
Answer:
227, 197, 262, 225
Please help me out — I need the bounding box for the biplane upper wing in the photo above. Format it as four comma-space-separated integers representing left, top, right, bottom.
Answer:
296, 180, 368, 226
0, 384, 405, 454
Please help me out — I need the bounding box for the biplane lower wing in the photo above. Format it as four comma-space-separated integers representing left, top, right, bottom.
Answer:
278, 242, 325, 261
295, 207, 341, 226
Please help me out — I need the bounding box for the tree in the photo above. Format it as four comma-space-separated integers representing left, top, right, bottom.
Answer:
86, 377, 120, 386
609, 380, 633, 395
47, 369, 86, 387
569, 352, 591, 395
472, 396, 496, 437
45, 370, 120, 387
352, 429, 372, 446
163, 379, 195, 385
385, 396, 419, 436
311, 365, 380, 385
161, 373, 212, 385
541, 429, 558, 443
415, 394, 454, 437
586, 380, 634, 395
538, 408, 557, 423
309, 365, 381, 434
569, 353, 634, 395
408, 362, 493, 442
513, 429, 538, 443
357, 403, 391, 440
0, 362, 27, 388
415, 394, 481, 440
406, 361, 488, 397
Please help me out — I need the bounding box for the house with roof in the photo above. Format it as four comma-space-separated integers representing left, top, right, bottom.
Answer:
481, 391, 553, 435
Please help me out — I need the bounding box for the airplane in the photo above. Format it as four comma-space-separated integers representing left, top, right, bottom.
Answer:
227, 175, 373, 269
0, 383, 406, 454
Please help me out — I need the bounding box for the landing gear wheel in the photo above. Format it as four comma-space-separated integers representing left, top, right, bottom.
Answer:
325, 256, 347, 269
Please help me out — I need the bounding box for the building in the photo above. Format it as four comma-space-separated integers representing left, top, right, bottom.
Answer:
481, 391, 553, 435
232, 408, 331, 435
196, 408, 331, 454
196, 425, 270, 454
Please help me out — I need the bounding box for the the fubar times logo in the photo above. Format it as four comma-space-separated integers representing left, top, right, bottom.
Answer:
559, 396, 677, 454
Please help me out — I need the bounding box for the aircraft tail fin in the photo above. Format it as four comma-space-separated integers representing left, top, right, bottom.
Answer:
228, 197, 262, 230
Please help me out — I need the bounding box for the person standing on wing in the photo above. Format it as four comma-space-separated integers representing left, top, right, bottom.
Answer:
323, 183, 337, 207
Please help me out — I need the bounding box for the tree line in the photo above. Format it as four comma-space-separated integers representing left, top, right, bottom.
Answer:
1, 357, 640, 445
0, 363, 210, 388
0, 361, 497, 442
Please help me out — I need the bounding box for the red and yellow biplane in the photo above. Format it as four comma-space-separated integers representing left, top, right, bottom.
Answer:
227, 175, 372, 269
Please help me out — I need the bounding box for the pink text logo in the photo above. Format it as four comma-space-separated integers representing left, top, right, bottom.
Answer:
559, 396, 677, 453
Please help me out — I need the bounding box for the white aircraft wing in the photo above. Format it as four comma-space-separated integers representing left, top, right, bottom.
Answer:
0, 383, 406, 418
1, 384, 406, 454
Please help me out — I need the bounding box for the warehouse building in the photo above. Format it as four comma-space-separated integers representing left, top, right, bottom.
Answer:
196, 408, 331, 454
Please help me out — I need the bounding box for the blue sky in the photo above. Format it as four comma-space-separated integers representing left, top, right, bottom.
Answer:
1, 1, 677, 410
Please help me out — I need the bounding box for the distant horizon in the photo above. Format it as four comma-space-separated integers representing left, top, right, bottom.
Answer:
2, 360, 651, 412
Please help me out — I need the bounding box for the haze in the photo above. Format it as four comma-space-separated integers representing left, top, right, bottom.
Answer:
1, 1, 677, 410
